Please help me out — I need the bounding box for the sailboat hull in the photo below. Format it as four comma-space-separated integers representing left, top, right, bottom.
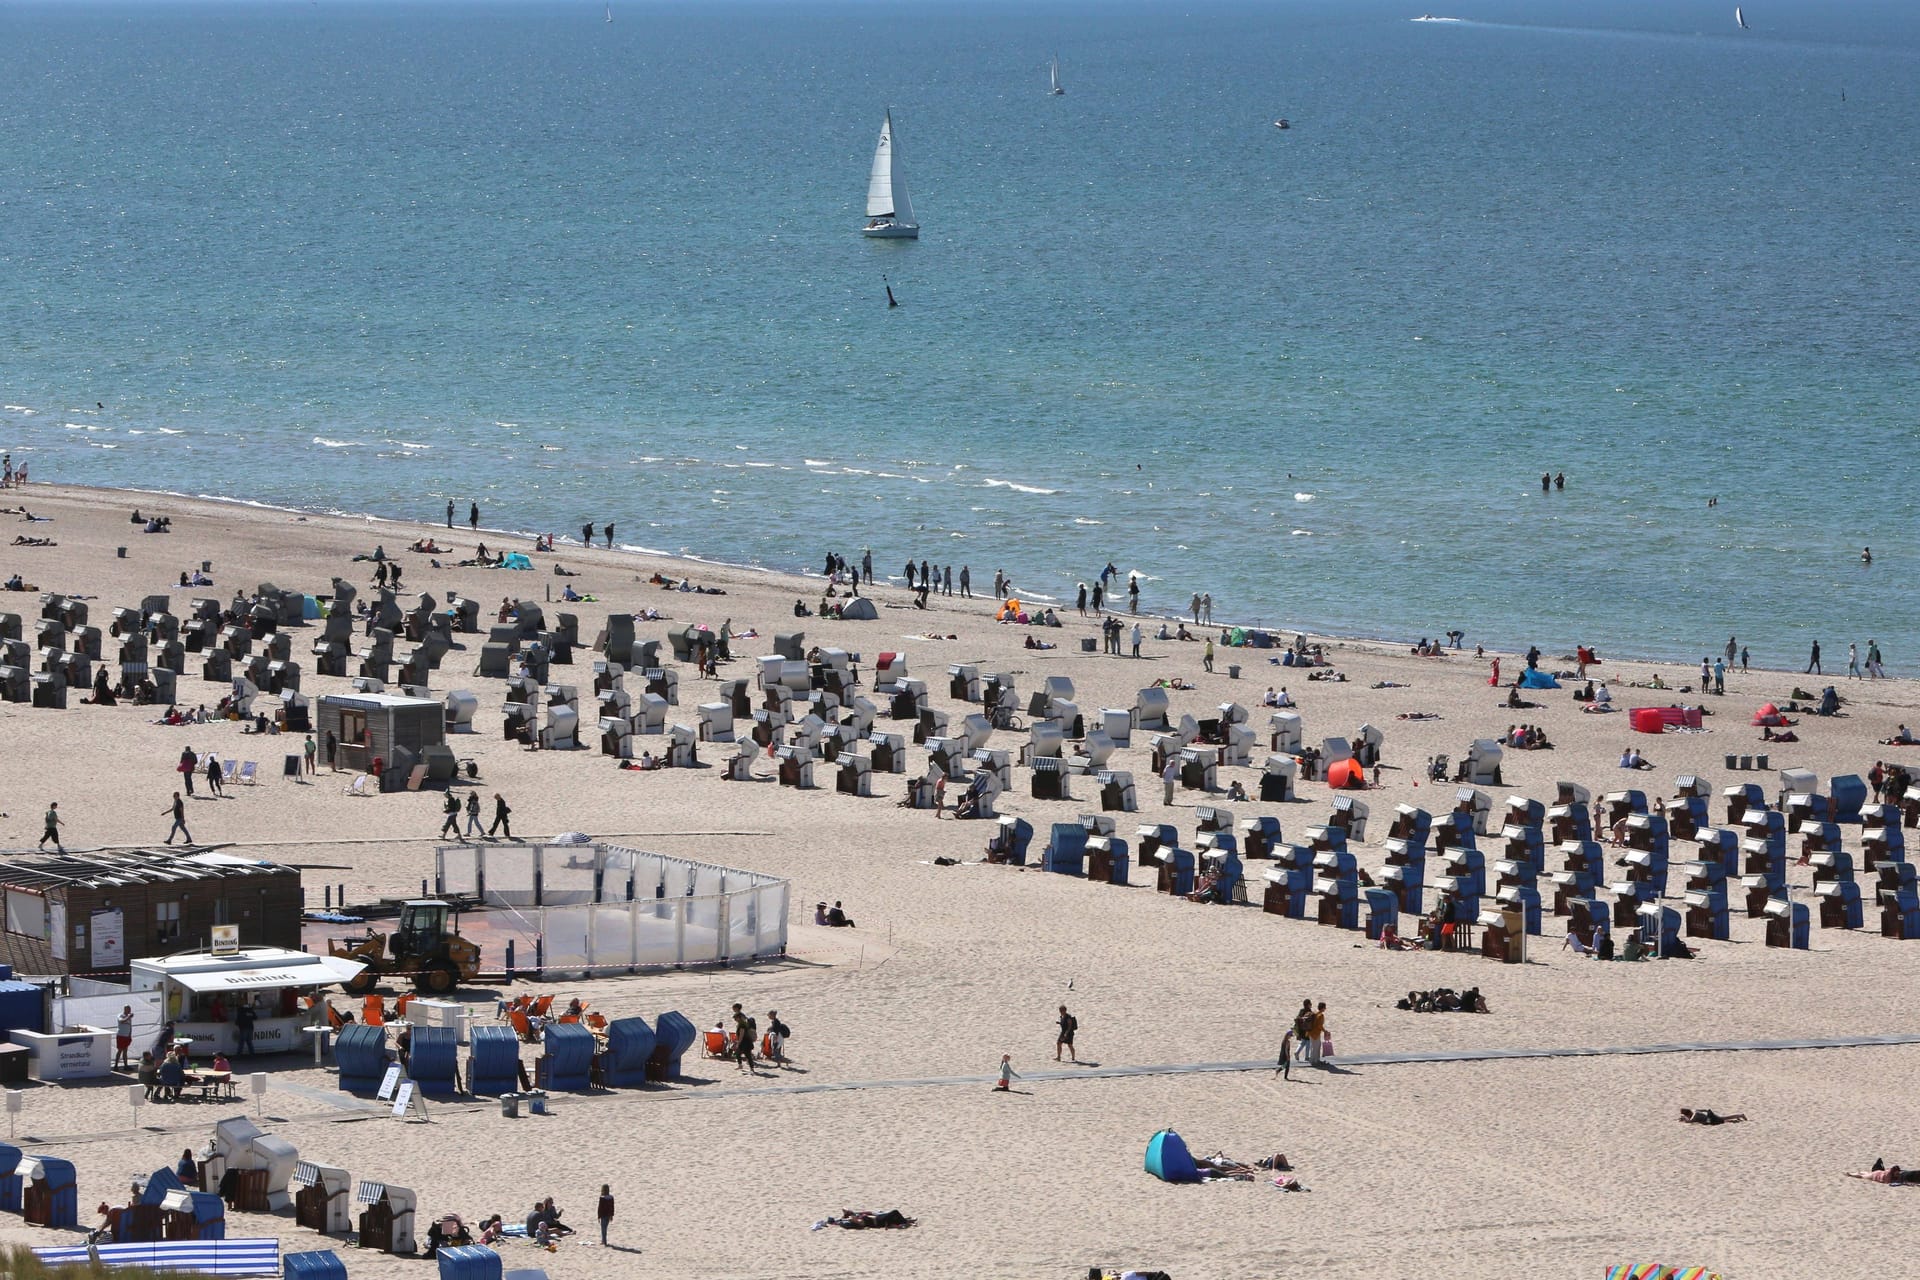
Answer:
863, 221, 919, 239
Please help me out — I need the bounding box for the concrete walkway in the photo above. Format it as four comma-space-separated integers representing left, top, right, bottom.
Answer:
664, 1031, 1920, 1101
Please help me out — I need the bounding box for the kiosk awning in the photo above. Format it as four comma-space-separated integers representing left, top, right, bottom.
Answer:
168, 957, 364, 993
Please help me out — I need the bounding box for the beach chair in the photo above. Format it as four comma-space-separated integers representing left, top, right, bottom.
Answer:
529, 995, 554, 1019
701, 1028, 729, 1059
393, 994, 414, 1020
223, 759, 239, 783
585, 1013, 608, 1034
324, 1003, 347, 1032
237, 761, 257, 785
344, 774, 371, 796
361, 996, 385, 1027
509, 1010, 539, 1044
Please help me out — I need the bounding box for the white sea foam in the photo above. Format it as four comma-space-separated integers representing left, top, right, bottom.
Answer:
540, 445, 563, 452
1073, 518, 1104, 525
312, 437, 356, 448
386, 439, 431, 450
88, 441, 120, 449
156, 428, 185, 435
804, 459, 834, 467
1291, 529, 1313, 536
1294, 492, 1315, 501
2, 406, 33, 414
983, 479, 1060, 495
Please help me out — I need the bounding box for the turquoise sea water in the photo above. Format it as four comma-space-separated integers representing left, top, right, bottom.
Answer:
1, 0, 1916, 662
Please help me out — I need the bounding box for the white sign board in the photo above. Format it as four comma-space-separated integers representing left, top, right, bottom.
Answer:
391, 1081, 415, 1118
210, 924, 240, 955
90, 909, 125, 970
377, 1065, 402, 1101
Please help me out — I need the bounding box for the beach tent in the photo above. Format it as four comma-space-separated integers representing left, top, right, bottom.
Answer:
1326, 758, 1366, 790
500, 553, 533, 570
1144, 1129, 1200, 1183
1518, 668, 1560, 690
1751, 703, 1787, 727
838, 597, 878, 621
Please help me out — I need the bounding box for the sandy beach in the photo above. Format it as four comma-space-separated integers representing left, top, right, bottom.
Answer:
0, 483, 1915, 1279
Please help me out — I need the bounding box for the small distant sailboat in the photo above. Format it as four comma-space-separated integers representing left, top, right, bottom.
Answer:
604, 2, 612, 21
862, 110, 919, 240
1049, 55, 1065, 96
1735, 5, 1748, 28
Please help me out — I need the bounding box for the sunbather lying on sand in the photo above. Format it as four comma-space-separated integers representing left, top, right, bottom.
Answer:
1845, 1166, 1910, 1184
1679, 1108, 1747, 1125
820, 1209, 915, 1229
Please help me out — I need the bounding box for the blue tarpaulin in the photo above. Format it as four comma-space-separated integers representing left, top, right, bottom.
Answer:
1519, 668, 1560, 689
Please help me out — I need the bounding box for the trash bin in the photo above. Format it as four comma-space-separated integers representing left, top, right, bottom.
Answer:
524, 1090, 549, 1116
1228, 664, 1240, 680
498, 1093, 521, 1119
1080, 638, 1097, 652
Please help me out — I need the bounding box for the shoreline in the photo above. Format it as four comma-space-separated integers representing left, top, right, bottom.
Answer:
30, 480, 1840, 679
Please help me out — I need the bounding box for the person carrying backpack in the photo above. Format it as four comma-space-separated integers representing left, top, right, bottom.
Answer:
765, 1011, 791, 1064
1055, 1004, 1078, 1063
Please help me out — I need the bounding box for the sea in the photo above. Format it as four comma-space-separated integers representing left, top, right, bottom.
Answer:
2, 0, 1916, 665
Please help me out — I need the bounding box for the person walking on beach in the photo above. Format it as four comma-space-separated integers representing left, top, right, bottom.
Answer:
469, 502, 479, 532
1201, 592, 1212, 624
1077, 584, 1088, 615
446, 500, 455, 529
1314, 1001, 1333, 1066
205, 755, 224, 797
304, 734, 317, 775
179, 744, 197, 795
959, 564, 970, 598
1725, 636, 1737, 666
1275, 1026, 1292, 1079
1700, 658, 1711, 690
1127, 573, 1139, 613
730, 1003, 756, 1074
993, 1053, 1020, 1092
595, 1185, 614, 1246
603, 522, 614, 548
1191, 593, 1203, 624
463, 790, 483, 838
1848, 642, 1861, 679
164, 792, 192, 845
1807, 640, 1822, 674
1292, 999, 1315, 1066
1055, 1004, 1078, 1063
904, 560, 916, 590
40, 801, 63, 851
942, 565, 952, 596
489, 793, 513, 839
1740, 645, 1750, 672
1713, 658, 1725, 695
1204, 638, 1215, 673
440, 792, 462, 840
581, 522, 593, 547
1091, 581, 1104, 615
1868, 640, 1885, 678
1162, 756, 1180, 806
325, 730, 338, 771
1131, 622, 1142, 659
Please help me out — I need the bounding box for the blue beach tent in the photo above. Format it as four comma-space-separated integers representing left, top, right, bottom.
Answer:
1144, 1129, 1200, 1183
1518, 668, 1560, 690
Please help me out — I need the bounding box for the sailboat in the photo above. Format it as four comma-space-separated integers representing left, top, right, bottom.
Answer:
862, 110, 918, 239
1735, 5, 1748, 28
604, 2, 612, 21
1049, 55, 1065, 96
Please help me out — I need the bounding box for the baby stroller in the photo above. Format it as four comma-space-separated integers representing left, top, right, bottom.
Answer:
1426, 754, 1449, 782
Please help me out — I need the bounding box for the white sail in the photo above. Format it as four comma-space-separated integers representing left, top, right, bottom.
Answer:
1049, 56, 1063, 94
865, 111, 914, 225
1735, 6, 1747, 28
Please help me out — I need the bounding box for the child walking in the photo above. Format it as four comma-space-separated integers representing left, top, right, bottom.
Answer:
993, 1053, 1020, 1092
